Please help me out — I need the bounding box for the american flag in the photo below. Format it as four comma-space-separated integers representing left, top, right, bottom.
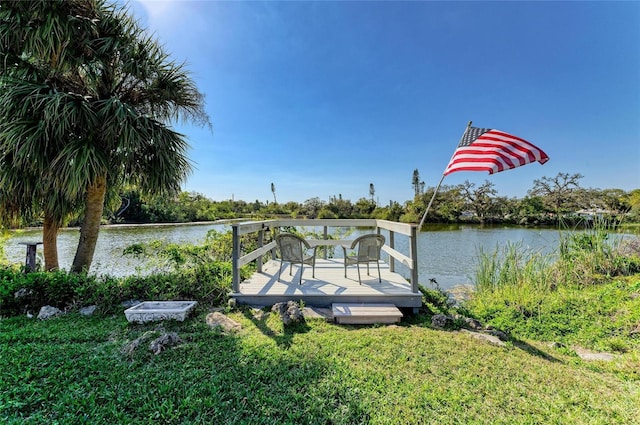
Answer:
443, 126, 549, 176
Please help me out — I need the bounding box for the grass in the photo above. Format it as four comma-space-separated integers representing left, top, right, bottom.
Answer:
1, 305, 639, 424
2, 223, 639, 423
468, 226, 640, 356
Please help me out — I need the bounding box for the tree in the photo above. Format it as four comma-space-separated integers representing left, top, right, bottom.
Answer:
596, 188, 630, 214
354, 197, 376, 218
460, 180, 498, 222
0, 1, 210, 272
271, 183, 277, 204
327, 195, 353, 218
302, 197, 325, 218
369, 183, 375, 204
529, 172, 583, 215
0, 1, 97, 269
412, 169, 423, 198
629, 189, 640, 219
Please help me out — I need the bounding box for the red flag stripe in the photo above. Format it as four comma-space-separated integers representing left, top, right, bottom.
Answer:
482, 130, 548, 162
453, 146, 526, 167
475, 135, 546, 163
447, 151, 519, 170
445, 157, 511, 175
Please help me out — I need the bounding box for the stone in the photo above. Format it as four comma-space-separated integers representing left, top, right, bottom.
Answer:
121, 299, 142, 309
448, 284, 475, 305
79, 305, 97, 316
37, 305, 62, 320
461, 316, 484, 330
574, 348, 617, 362
272, 301, 304, 326
206, 312, 241, 332
14, 288, 32, 299
149, 332, 183, 355
302, 306, 333, 321
462, 330, 506, 347
121, 330, 157, 356
485, 328, 509, 341
431, 314, 454, 329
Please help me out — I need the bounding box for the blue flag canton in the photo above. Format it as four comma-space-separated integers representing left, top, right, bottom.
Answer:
459, 127, 490, 147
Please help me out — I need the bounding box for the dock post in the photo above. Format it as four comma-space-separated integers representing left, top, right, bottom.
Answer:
410, 225, 419, 293
257, 226, 265, 274
19, 242, 43, 273
232, 225, 240, 292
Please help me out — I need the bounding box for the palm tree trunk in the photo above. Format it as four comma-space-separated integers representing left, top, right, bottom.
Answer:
42, 213, 59, 271
71, 175, 107, 273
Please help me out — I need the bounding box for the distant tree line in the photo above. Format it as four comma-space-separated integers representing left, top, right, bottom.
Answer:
5, 172, 639, 229
98, 172, 639, 226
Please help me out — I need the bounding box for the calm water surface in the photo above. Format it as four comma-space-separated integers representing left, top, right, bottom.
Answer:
5, 223, 230, 277
4, 222, 571, 290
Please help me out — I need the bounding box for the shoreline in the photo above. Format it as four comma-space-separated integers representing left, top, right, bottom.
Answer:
6, 218, 244, 233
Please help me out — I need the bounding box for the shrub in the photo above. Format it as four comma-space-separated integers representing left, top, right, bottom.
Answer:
0, 260, 238, 317
419, 282, 454, 315
0, 268, 98, 316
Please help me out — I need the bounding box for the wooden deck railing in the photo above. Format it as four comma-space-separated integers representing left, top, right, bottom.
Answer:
231, 219, 419, 293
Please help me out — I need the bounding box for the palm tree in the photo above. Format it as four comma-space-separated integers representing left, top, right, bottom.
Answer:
0, 1, 210, 272
0, 1, 94, 270
271, 182, 277, 204
412, 169, 421, 197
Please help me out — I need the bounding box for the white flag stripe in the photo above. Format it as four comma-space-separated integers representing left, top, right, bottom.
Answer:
447, 152, 513, 170
453, 145, 526, 167
480, 132, 547, 162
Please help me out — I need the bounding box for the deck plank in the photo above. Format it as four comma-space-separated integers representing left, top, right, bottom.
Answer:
233, 259, 422, 308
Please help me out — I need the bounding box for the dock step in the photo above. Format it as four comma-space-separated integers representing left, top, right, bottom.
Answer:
332, 303, 403, 325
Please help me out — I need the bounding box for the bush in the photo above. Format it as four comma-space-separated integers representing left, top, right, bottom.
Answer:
0, 268, 98, 316
0, 261, 238, 317
419, 283, 454, 315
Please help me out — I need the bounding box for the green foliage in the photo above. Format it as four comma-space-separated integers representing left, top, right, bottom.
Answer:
474, 241, 555, 297
469, 277, 640, 353
466, 219, 640, 353
557, 220, 640, 285
0, 268, 97, 316
418, 281, 454, 315
123, 229, 260, 273
0, 253, 237, 317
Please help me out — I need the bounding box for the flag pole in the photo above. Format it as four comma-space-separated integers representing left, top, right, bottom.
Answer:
418, 121, 472, 229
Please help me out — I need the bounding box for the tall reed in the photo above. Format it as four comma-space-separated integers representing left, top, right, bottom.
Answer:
557, 217, 640, 285
474, 241, 555, 303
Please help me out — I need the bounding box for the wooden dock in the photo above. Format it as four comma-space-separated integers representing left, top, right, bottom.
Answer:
231, 258, 422, 309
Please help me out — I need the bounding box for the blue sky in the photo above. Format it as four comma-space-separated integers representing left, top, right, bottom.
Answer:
128, 1, 639, 205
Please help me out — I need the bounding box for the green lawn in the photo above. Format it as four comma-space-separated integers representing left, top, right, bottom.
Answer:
1, 308, 638, 424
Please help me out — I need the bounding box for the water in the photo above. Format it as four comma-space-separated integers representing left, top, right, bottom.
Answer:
4, 222, 230, 277
0, 223, 613, 290
402, 225, 563, 290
